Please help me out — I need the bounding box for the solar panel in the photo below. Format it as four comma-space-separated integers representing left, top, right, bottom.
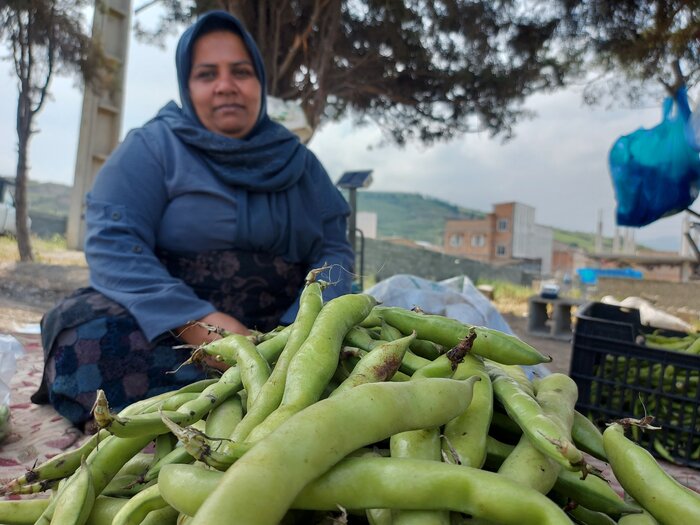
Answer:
336, 170, 373, 189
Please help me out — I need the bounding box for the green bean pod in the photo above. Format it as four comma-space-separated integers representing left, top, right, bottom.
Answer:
390, 427, 449, 525
115, 452, 156, 481
142, 445, 194, 483
161, 414, 252, 471
12, 495, 177, 525
603, 422, 700, 525
49, 456, 95, 525
489, 410, 523, 440
375, 306, 551, 365
571, 410, 607, 462
412, 329, 475, 379
344, 326, 431, 374
224, 334, 271, 409
550, 492, 617, 525
488, 365, 584, 472
4, 383, 194, 493
158, 392, 201, 412
246, 293, 378, 441
331, 332, 415, 396
230, 280, 324, 441
492, 361, 535, 396
617, 509, 661, 524
380, 320, 404, 341
99, 330, 290, 439
1, 479, 58, 495
3, 430, 106, 492
553, 468, 642, 516
338, 346, 412, 382
359, 307, 384, 328
111, 483, 169, 525
204, 394, 243, 439
366, 508, 393, 525
380, 321, 442, 362
497, 432, 560, 494
190, 377, 479, 525
0, 497, 50, 524
390, 367, 449, 524
161, 456, 573, 525
86, 496, 178, 525
485, 435, 639, 516
499, 373, 579, 495
442, 354, 492, 468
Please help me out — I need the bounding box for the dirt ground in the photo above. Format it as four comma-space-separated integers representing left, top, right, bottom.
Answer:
502, 312, 574, 375
0, 261, 89, 333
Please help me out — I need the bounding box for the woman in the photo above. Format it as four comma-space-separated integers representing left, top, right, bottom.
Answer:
32, 11, 354, 427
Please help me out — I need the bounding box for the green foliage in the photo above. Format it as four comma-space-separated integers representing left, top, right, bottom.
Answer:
553, 230, 613, 253
27, 181, 72, 217
557, 0, 700, 102
0, 233, 68, 263
137, 0, 576, 144
475, 278, 534, 301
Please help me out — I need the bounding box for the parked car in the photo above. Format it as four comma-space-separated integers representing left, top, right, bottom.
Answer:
539, 280, 561, 299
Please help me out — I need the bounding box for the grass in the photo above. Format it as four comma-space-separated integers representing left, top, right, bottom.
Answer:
476, 279, 536, 316
0, 235, 86, 265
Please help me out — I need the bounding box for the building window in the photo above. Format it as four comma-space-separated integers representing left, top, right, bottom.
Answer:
496, 244, 507, 257
497, 219, 508, 232
471, 234, 485, 247
449, 234, 463, 247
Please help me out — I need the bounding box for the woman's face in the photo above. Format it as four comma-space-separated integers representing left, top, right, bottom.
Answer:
188, 30, 262, 139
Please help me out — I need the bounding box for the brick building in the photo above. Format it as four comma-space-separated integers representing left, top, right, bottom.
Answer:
443, 202, 553, 275
551, 241, 590, 278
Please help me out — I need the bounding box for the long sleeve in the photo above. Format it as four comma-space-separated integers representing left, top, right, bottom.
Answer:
85, 130, 216, 341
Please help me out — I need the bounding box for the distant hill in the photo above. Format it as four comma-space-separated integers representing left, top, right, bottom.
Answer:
353, 191, 484, 245
27, 180, 72, 217
25, 181, 638, 253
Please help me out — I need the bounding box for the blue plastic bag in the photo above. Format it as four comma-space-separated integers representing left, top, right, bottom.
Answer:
609, 86, 700, 227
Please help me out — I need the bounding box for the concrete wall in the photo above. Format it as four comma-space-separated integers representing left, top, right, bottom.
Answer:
593, 277, 700, 316
361, 237, 531, 286
29, 212, 67, 238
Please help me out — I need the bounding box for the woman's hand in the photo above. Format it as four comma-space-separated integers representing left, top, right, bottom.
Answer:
176, 312, 250, 345
175, 312, 250, 371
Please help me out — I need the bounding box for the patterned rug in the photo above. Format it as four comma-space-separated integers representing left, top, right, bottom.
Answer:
0, 333, 90, 499
1, 332, 699, 502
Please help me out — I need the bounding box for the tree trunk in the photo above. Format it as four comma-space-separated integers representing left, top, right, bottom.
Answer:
15, 88, 34, 262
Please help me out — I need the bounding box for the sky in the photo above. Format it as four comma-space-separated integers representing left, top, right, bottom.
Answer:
0, 8, 697, 252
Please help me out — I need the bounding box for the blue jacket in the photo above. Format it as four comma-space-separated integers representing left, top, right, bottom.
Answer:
84, 11, 353, 341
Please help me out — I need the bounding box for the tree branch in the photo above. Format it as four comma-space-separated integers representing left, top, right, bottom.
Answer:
32, 4, 56, 116
277, 0, 326, 83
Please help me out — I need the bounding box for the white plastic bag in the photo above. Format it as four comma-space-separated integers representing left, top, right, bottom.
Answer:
0, 334, 25, 407
0, 334, 24, 441
365, 274, 513, 333
600, 295, 694, 333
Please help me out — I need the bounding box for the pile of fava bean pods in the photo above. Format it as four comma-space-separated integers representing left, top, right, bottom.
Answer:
2, 273, 699, 525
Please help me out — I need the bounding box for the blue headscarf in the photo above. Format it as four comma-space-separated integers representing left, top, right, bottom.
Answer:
151, 10, 349, 262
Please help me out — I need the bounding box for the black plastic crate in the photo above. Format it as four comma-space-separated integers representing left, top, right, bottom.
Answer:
569, 302, 700, 468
